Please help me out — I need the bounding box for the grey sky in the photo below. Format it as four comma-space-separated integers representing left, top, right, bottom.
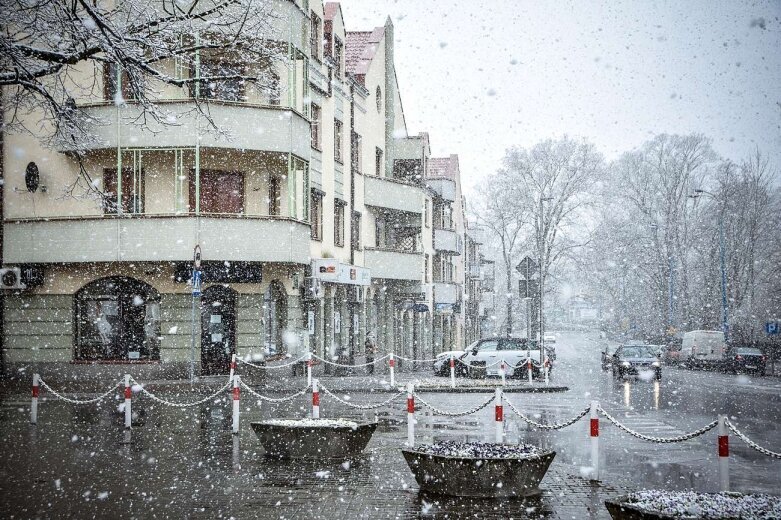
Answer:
337, 1, 781, 195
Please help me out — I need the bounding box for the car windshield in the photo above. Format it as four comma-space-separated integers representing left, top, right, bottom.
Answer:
620, 346, 655, 358
735, 348, 763, 355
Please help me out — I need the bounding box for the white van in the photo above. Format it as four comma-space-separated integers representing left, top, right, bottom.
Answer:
682, 330, 726, 368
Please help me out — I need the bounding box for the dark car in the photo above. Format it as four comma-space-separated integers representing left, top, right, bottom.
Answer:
662, 343, 683, 365
611, 345, 662, 381
723, 347, 767, 375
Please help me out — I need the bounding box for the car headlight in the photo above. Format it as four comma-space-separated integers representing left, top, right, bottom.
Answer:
621, 361, 631, 367
652, 361, 660, 367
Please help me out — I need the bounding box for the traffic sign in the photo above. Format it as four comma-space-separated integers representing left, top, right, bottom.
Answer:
192, 269, 202, 297
766, 322, 779, 335
193, 244, 202, 269
516, 256, 539, 280
518, 279, 538, 299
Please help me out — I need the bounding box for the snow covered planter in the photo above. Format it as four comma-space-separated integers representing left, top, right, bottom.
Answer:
250, 419, 377, 459
402, 441, 555, 498
605, 490, 781, 519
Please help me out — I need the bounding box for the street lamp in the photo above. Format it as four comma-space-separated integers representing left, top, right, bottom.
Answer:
538, 196, 553, 365
688, 189, 729, 343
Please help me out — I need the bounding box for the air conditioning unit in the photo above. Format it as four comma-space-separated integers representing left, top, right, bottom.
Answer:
302, 277, 323, 300
0, 267, 27, 290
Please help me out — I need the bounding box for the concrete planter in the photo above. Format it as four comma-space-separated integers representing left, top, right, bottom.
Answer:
402, 444, 556, 498
605, 492, 781, 519
251, 419, 377, 459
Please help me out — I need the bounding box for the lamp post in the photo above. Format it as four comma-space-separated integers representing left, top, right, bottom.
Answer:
538, 196, 553, 365
689, 190, 729, 342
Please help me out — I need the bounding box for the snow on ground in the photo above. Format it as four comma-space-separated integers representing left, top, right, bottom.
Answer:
411, 440, 544, 459
623, 490, 781, 519
260, 418, 359, 429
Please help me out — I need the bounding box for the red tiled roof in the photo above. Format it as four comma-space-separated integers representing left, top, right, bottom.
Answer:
428, 155, 460, 180
345, 28, 384, 85
324, 2, 339, 21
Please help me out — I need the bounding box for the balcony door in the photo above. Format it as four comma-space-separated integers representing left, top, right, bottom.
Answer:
190, 170, 244, 214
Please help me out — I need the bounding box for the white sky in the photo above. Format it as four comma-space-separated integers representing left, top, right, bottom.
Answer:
337, 1, 781, 196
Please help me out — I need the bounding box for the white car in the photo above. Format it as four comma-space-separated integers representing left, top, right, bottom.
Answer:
460, 338, 550, 378
433, 350, 465, 376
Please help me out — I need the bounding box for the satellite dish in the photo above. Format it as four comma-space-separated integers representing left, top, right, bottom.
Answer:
25, 162, 40, 192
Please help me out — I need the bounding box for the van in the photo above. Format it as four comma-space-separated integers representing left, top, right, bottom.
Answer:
682, 330, 726, 368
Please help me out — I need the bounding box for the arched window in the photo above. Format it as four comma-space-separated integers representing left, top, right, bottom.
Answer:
74, 277, 161, 361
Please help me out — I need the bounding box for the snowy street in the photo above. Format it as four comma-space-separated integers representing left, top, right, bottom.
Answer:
1, 330, 778, 518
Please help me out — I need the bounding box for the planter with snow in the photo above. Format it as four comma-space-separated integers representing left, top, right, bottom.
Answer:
605, 490, 781, 519
250, 418, 377, 459
402, 441, 555, 498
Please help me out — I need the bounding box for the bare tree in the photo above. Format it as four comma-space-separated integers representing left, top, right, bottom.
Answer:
1, 0, 280, 194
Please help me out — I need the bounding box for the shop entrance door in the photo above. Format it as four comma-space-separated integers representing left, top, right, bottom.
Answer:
201, 285, 237, 375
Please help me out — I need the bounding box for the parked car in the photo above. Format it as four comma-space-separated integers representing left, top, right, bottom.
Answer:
460, 337, 550, 379
682, 330, 726, 369
611, 345, 662, 381
433, 350, 465, 376
662, 343, 683, 365
722, 347, 767, 375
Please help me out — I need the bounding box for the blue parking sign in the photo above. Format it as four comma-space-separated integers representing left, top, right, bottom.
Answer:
766, 322, 779, 335
192, 270, 202, 297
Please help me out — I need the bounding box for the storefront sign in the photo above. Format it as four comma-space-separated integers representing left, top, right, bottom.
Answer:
334, 312, 342, 333
308, 311, 316, 335
311, 259, 370, 286
175, 262, 262, 284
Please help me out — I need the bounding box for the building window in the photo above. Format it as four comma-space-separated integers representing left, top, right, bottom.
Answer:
334, 119, 343, 163
74, 277, 161, 362
310, 13, 321, 62
193, 59, 245, 102
424, 199, 429, 228
189, 170, 244, 214
334, 200, 346, 247
375, 147, 383, 177
103, 63, 135, 102
425, 254, 430, 283
352, 132, 362, 173
311, 104, 321, 150
376, 86, 382, 113
103, 168, 144, 214
351, 211, 361, 250
334, 36, 343, 78
311, 189, 324, 241
268, 176, 281, 216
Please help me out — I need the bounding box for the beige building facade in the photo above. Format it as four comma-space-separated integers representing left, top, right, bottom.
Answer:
0, 0, 485, 379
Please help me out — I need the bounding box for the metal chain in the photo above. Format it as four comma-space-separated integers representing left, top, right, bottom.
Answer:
726, 419, 781, 459
413, 392, 495, 417
238, 355, 308, 370
319, 384, 405, 410
505, 399, 590, 430
396, 355, 440, 363
38, 379, 120, 404
598, 406, 717, 443
312, 354, 390, 368
240, 381, 311, 402
130, 377, 231, 408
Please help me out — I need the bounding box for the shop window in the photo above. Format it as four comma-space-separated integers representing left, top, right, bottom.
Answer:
74, 277, 161, 362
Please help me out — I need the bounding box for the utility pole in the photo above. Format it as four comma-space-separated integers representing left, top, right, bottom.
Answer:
538, 196, 552, 365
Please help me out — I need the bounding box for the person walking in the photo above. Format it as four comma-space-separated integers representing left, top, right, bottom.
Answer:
365, 332, 377, 375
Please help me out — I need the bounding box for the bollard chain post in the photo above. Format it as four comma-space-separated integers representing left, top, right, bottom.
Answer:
232, 375, 241, 435
307, 351, 313, 386
31, 373, 40, 425
527, 358, 533, 384
590, 401, 599, 480
495, 387, 504, 443
312, 379, 320, 419
500, 360, 506, 386
389, 353, 396, 387
407, 382, 415, 446
718, 415, 729, 491
450, 355, 456, 388
124, 374, 132, 429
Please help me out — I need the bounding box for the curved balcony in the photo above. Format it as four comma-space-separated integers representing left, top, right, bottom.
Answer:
434, 282, 460, 305
62, 102, 311, 158
363, 248, 422, 281
3, 216, 311, 265
434, 228, 462, 255
364, 176, 425, 214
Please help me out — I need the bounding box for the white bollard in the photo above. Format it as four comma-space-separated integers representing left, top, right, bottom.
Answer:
31, 373, 40, 425
307, 351, 313, 387
527, 359, 533, 385
312, 379, 320, 419
544, 358, 550, 386
495, 388, 504, 443
124, 374, 132, 429
389, 353, 396, 387
450, 355, 456, 388
500, 360, 506, 386
718, 415, 729, 491
407, 382, 415, 446
590, 401, 599, 480
232, 375, 241, 435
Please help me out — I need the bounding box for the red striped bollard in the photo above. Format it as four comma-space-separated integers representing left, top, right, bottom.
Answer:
407, 383, 415, 446
500, 360, 506, 386
30, 373, 40, 425
589, 401, 599, 480
232, 375, 241, 435
312, 379, 320, 419
389, 354, 396, 387
229, 354, 237, 383
527, 358, 533, 384
449, 355, 456, 388
495, 388, 504, 442
124, 374, 132, 429
718, 415, 729, 491
544, 358, 550, 385
306, 351, 313, 386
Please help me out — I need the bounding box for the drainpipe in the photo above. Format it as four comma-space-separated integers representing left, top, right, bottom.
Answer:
0, 90, 5, 379
348, 83, 356, 363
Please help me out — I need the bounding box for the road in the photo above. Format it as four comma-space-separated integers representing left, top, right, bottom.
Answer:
525, 330, 781, 494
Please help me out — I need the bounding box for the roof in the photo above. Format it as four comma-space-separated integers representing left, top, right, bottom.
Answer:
324, 2, 340, 20
345, 27, 384, 84
427, 154, 460, 180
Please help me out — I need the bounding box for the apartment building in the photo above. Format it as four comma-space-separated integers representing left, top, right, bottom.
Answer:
0, 0, 483, 378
